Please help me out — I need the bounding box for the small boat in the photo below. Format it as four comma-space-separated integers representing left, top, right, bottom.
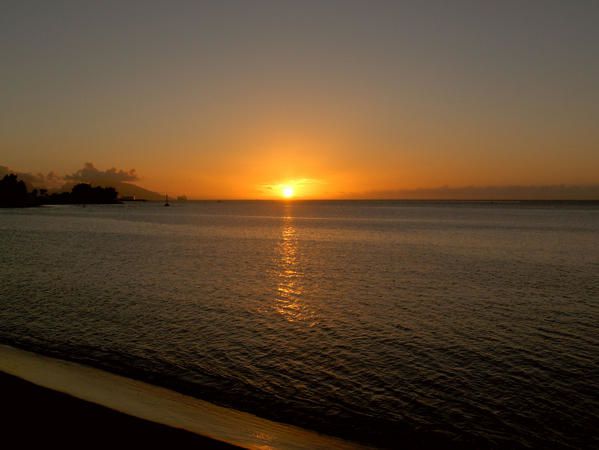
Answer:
164, 194, 170, 207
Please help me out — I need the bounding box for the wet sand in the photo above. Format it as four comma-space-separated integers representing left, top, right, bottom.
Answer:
0, 345, 366, 449
0, 371, 239, 449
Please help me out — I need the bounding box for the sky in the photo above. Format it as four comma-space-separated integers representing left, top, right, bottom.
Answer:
1, 1, 598, 199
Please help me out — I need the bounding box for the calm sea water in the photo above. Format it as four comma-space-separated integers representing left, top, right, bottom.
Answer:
1, 201, 598, 448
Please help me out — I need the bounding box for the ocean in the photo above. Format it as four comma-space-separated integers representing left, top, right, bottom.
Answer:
1, 201, 598, 448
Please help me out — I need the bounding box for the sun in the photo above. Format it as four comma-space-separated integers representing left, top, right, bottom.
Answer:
282, 186, 295, 199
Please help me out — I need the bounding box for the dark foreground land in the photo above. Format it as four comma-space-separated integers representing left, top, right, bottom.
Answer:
0, 372, 240, 449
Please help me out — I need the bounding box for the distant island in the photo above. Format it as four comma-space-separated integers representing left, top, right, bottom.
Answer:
0, 174, 120, 207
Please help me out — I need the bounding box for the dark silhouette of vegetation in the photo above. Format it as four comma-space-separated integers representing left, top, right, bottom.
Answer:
70, 183, 118, 204
0, 174, 32, 207
0, 174, 120, 207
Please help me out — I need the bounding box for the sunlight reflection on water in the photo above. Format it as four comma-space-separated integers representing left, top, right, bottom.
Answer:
274, 211, 316, 326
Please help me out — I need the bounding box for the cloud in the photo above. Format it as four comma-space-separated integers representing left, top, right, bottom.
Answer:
64, 162, 138, 183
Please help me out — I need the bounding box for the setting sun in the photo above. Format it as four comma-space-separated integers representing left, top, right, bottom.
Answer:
282, 186, 295, 199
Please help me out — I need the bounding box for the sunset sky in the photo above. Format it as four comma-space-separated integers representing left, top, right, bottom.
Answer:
2, 1, 598, 199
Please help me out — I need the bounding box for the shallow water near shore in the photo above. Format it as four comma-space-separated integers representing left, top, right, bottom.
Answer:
1, 201, 598, 448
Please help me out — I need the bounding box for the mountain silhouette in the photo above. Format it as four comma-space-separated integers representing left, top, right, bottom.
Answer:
60, 180, 163, 201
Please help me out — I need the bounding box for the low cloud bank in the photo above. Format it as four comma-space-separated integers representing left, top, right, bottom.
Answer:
65, 162, 138, 183
355, 184, 599, 200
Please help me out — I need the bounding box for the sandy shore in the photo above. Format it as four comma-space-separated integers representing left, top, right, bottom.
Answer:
1, 371, 239, 448
0, 344, 366, 449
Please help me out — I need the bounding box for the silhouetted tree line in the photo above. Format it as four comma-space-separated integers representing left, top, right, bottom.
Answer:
0, 174, 29, 207
0, 174, 119, 207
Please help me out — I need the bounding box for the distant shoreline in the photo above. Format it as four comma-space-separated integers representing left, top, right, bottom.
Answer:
2, 198, 599, 209
144, 198, 599, 203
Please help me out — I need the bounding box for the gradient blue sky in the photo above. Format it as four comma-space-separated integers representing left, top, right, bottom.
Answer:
2, 1, 598, 198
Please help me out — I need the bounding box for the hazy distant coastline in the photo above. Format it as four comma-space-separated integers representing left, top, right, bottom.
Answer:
0, 163, 164, 202
350, 184, 599, 201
